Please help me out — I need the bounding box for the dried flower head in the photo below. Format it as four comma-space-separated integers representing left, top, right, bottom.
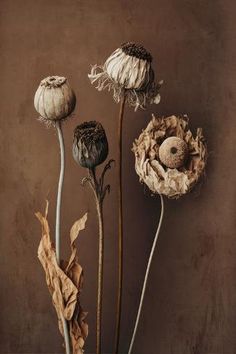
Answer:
132, 115, 207, 198
88, 42, 163, 111
73, 121, 108, 169
34, 76, 76, 126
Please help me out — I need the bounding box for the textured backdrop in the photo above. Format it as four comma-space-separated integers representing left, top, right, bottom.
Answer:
0, 0, 236, 353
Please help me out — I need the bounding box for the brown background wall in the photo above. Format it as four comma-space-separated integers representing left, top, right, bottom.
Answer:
0, 0, 236, 353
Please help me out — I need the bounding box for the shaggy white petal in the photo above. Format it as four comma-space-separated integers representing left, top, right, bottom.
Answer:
105, 48, 123, 67
119, 56, 138, 87
117, 55, 132, 88
106, 51, 127, 81
126, 56, 139, 88
110, 54, 132, 83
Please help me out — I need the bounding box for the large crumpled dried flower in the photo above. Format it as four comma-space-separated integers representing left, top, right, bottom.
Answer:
132, 114, 207, 198
88, 42, 163, 111
34, 76, 76, 126
73, 121, 108, 169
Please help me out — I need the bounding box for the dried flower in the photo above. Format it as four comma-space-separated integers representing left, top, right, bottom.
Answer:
132, 115, 207, 198
73, 121, 108, 169
88, 42, 163, 111
34, 76, 76, 126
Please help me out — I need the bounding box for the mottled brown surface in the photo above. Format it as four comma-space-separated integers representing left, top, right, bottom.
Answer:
0, 0, 236, 353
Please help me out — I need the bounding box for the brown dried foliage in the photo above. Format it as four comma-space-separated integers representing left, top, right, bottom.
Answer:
36, 202, 88, 354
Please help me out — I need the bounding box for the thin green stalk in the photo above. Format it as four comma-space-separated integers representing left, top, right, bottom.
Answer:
55, 122, 71, 354
128, 194, 164, 354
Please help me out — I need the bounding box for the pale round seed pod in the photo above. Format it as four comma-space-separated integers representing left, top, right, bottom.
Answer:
159, 137, 188, 169
34, 76, 76, 123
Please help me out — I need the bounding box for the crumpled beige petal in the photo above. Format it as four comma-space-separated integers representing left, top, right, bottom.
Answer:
36, 202, 88, 354
132, 114, 207, 198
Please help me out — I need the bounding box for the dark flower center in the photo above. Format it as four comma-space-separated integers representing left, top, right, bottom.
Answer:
171, 147, 177, 154
121, 42, 152, 62
74, 121, 106, 145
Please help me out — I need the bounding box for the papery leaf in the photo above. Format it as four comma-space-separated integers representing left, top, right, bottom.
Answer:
70, 213, 88, 247
66, 213, 88, 274
36, 210, 78, 321
36, 204, 88, 353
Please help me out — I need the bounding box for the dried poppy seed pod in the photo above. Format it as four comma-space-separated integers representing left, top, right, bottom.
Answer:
34, 76, 76, 124
88, 42, 163, 110
159, 137, 189, 169
73, 121, 108, 169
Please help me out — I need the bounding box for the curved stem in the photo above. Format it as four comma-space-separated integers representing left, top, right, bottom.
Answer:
55, 122, 65, 263
55, 122, 71, 354
88, 168, 104, 354
114, 94, 126, 354
128, 194, 164, 354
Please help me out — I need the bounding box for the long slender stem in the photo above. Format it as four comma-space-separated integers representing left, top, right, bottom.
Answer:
128, 194, 164, 354
89, 168, 105, 354
55, 122, 65, 264
55, 122, 71, 354
114, 94, 126, 354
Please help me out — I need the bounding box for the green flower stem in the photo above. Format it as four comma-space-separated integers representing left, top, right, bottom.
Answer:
128, 194, 164, 354
55, 122, 71, 354
114, 93, 126, 354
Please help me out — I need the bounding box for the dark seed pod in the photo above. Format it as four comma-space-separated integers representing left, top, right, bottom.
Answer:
73, 121, 108, 169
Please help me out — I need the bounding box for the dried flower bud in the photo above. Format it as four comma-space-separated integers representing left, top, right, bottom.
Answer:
73, 121, 108, 169
34, 76, 76, 125
159, 137, 188, 169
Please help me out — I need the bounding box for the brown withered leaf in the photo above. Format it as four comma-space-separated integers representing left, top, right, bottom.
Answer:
36, 201, 88, 354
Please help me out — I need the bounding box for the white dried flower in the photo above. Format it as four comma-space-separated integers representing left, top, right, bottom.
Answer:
132, 115, 207, 199
34, 76, 76, 127
88, 42, 163, 111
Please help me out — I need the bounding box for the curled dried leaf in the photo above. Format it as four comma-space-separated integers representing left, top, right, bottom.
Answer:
36, 204, 88, 353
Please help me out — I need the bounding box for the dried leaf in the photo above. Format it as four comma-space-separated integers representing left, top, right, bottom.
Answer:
66, 213, 88, 273
36, 204, 88, 354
